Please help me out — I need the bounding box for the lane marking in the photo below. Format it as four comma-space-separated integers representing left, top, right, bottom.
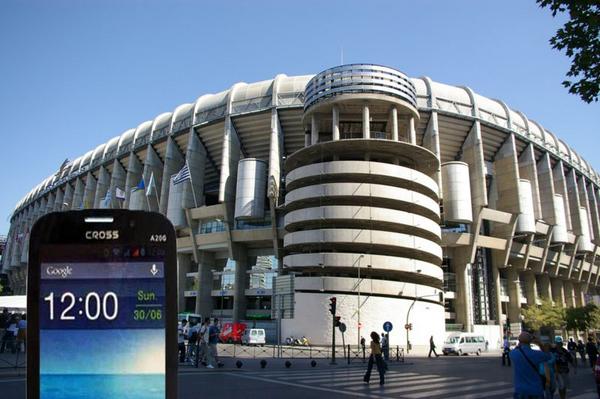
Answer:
404, 381, 511, 398
382, 378, 482, 394
328, 374, 440, 388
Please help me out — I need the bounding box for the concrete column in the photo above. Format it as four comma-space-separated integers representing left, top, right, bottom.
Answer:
123, 153, 143, 209
159, 137, 185, 215
523, 270, 538, 306
491, 263, 504, 325
506, 268, 522, 326
218, 116, 241, 204
538, 274, 553, 301
332, 106, 340, 141
109, 159, 127, 208
422, 111, 442, 195
537, 153, 557, 225
553, 162, 572, 231
232, 245, 249, 323
142, 145, 164, 212
93, 166, 110, 208
390, 107, 399, 142
574, 283, 585, 307
566, 169, 583, 234
62, 182, 73, 211
71, 177, 85, 210
195, 251, 215, 317
452, 249, 474, 331
460, 121, 488, 218
177, 253, 192, 313
563, 281, 575, 307
46, 191, 55, 213
53, 188, 65, 212
519, 144, 542, 220
362, 105, 370, 139
185, 129, 207, 209
408, 117, 416, 144
311, 114, 319, 145
82, 172, 97, 209
551, 278, 565, 306
304, 132, 310, 147
587, 185, 600, 244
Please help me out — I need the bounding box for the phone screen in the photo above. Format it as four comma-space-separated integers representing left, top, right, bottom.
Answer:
38, 243, 166, 399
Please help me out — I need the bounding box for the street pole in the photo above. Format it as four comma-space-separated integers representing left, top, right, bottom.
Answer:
331, 316, 337, 365
357, 257, 361, 346
405, 293, 439, 354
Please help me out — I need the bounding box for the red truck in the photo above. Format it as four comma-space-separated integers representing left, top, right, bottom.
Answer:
219, 322, 247, 343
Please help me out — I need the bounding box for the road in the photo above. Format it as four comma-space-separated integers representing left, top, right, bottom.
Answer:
2, 354, 599, 398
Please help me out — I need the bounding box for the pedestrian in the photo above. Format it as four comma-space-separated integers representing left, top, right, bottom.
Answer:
381, 333, 389, 361
594, 356, 600, 398
509, 331, 550, 399
186, 321, 199, 364
586, 337, 599, 369
16, 314, 26, 353
577, 340, 586, 364
0, 309, 12, 353
178, 320, 187, 363
567, 338, 577, 368
207, 318, 221, 369
428, 335, 439, 358
502, 336, 512, 367
360, 336, 366, 361
363, 331, 385, 386
539, 343, 557, 399
553, 336, 574, 399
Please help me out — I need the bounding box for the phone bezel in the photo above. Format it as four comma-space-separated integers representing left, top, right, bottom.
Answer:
26, 209, 178, 399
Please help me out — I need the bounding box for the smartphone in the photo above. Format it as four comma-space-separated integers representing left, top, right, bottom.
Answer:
27, 210, 177, 399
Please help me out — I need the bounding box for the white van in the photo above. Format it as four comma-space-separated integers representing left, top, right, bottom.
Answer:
442, 333, 487, 356
241, 328, 266, 346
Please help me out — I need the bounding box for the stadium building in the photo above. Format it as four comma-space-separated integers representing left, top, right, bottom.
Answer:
4, 64, 600, 348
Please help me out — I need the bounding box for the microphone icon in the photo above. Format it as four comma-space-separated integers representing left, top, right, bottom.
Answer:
150, 264, 158, 276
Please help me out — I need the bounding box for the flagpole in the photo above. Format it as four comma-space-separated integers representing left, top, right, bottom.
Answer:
154, 173, 160, 210
186, 159, 199, 209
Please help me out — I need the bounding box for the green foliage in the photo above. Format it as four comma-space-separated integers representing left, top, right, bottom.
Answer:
537, 0, 600, 103
522, 298, 566, 331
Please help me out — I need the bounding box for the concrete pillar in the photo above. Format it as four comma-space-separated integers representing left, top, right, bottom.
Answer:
519, 144, 542, 220
538, 274, 553, 301
82, 172, 97, 209
195, 251, 215, 317
142, 145, 164, 212
408, 117, 416, 144
523, 270, 538, 306
62, 182, 73, 211
460, 121, 488, 218
71, 177, 85, 210
566, 169, 583, 235
123, 153, 143, 209
311, 114, 319, 145
159, 137, 185, 215
422, 111, 442, 195
551, 278, 565, 306
362, 105, 370, 139
537, 153, 557, 226
218, 116, 241, 204
574, 283, 585, 307
109, 159, 127, 209
232, 245, 249, 323
53, 188, 65, 212
46, 191, 55, 213
491, 263, 504, 325
177, 253, 192, 313
332, 106, 340, 141
93, 166, 110, 208
553, 162, 572, 231
390, 107, 399, 142
304, 132, 310, 147
563, 281, 576, 307
506, 268, 522, 325
186, 129, 207, 209
452, 249, 474, 331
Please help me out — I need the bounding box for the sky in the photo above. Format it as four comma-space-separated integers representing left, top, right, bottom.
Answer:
1, 0, 599, 234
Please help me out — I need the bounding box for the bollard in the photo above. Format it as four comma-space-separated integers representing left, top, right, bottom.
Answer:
285, 360, 291, 368
260, 359, 267, 369
236, 360, 243, 368
311, 360, 317, 367
347, 344, 350, 364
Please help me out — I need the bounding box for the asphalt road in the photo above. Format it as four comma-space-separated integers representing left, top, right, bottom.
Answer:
2, 355, 599, 398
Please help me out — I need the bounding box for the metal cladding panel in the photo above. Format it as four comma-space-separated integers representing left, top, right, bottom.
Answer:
234, 158, 267, 220
441, 161, 473, 223
552, 194, 568, 243
166, 178, 186, 229
516, 179, 536, 234
578, 207, 594, 253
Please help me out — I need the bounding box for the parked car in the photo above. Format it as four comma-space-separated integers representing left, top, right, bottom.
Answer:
242, 328, 266, 346
219, 322, 247, 344
442, 333, 487, 356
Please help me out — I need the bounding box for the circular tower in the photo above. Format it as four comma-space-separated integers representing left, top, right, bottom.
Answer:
282, 64, 444, 346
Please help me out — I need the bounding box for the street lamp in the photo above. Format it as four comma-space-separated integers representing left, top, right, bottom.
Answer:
405, 293, 441, 354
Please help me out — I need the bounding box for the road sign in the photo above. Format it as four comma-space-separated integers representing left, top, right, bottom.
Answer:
272, 275, 295, 319
383, 321, 393, 332
339, 322, 347, 333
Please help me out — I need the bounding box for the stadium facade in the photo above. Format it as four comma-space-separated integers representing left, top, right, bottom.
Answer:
4, 64, 600, 348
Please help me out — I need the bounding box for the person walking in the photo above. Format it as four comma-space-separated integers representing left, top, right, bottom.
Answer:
428, 335, 439, 358
198, 318, 210, 366
509, 331, 551, 399
539, 343, 557, 399
586, 337, 599, 369
360, 336, 366, 361
553, 337, 574, 399
207, 318, 221, 369
502, 336, 512, 366
363, 331, 385, 386
567, 338, 577, 368
177, 320, 187, 363
0, 309, 12, 353
577, 340, 586, 365
381, 333, 389, 361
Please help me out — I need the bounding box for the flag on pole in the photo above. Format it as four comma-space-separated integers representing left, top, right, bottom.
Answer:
133, 178, 145, 192
172, 164, 190, 185
115, 187, 126, 200
146, 173, 156, 197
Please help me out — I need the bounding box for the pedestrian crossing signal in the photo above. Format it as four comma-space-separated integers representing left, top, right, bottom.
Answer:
334, 316, 341, 327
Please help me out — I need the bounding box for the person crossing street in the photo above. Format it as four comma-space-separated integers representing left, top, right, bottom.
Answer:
428, 335, 439, 358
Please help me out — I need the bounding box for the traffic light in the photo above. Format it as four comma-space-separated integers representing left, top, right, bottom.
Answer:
329, 297, 337, 315
334, 316, 341, 327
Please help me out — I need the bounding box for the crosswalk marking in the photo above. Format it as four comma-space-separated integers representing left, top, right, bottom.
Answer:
300, 372, 421, 385
404, 381, 511, 398
327, 373, 436, 388
381, 378, 482, 394
444, 386, 514, 399
348, 376, 460, 390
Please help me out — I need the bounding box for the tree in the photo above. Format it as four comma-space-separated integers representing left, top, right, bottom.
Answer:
537, 1, 600, 103
522, 298, 566, 331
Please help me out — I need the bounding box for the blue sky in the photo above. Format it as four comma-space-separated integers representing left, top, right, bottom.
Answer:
1, 0, 599, 234
41, 328, 165, 374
